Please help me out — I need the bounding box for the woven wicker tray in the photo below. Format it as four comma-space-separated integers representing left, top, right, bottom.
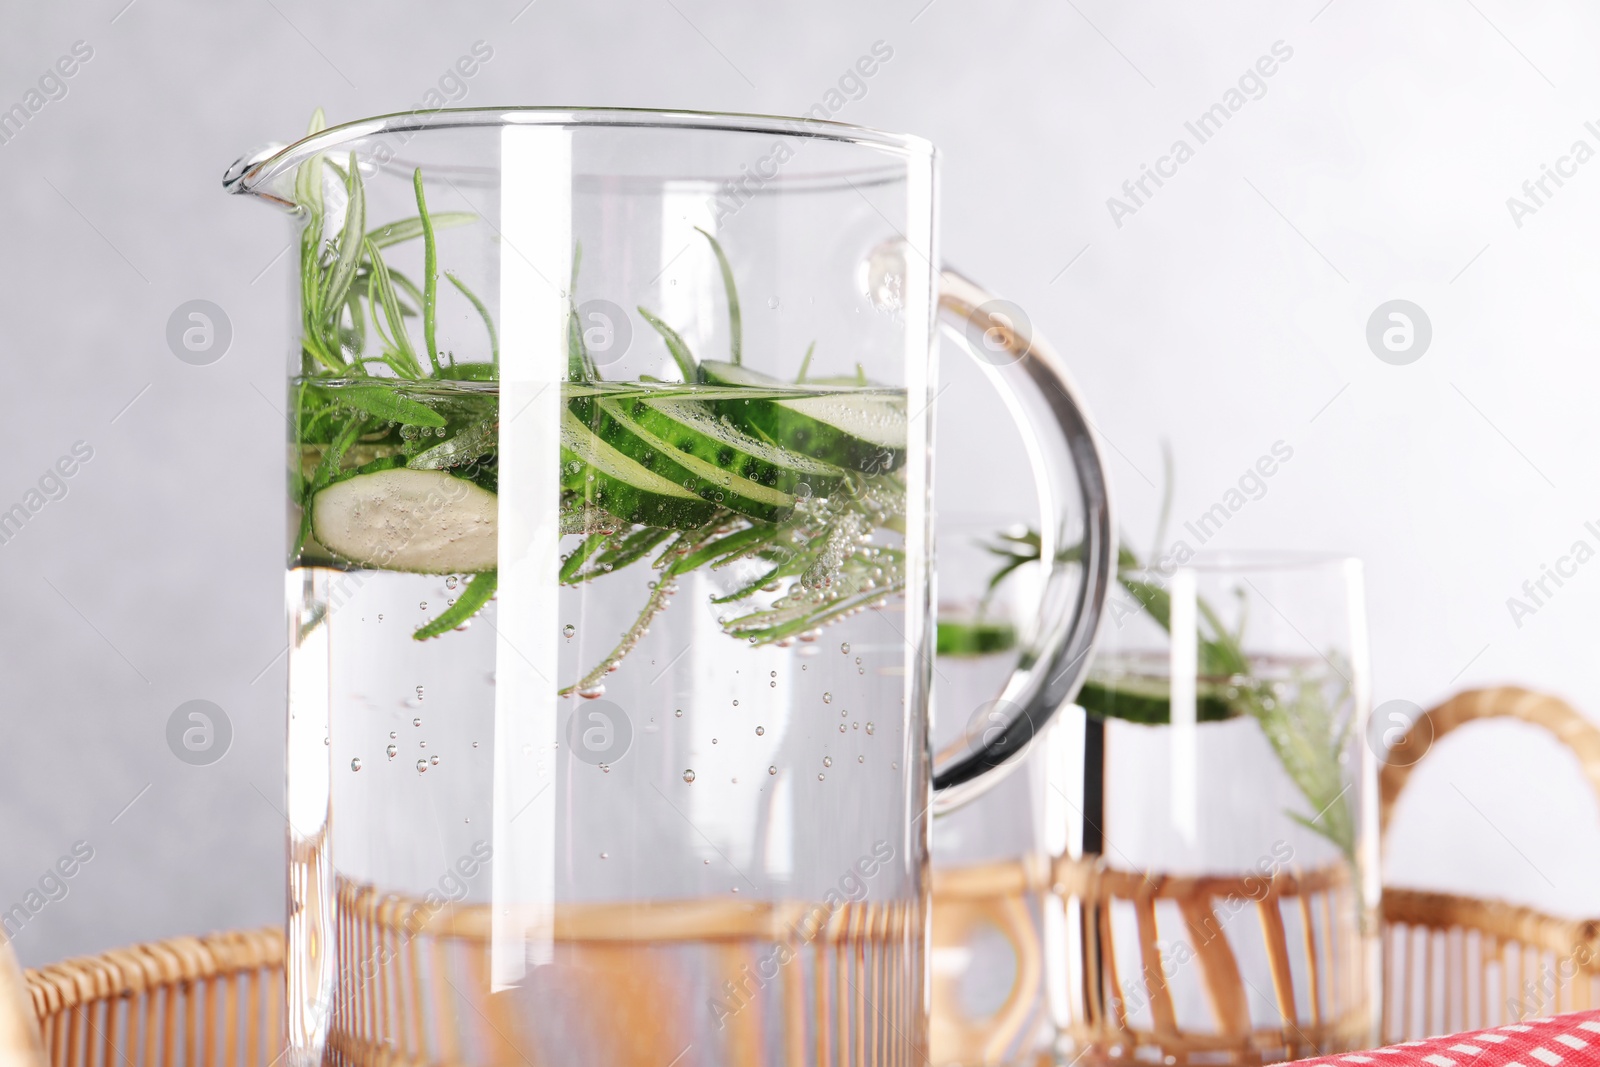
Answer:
18, 686, 1600, 1066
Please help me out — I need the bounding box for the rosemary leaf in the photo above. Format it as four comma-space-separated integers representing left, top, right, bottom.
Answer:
319, 152, 366, 331
413, 570, 497, 641
336, 382, 444, 427
637, 307, 699, 383
696, 226, 741, 365
446, 271, 498, 366
413, 169, 441, 375
367, 212, 475, 249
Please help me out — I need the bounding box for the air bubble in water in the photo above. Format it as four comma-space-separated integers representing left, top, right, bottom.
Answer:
416, 686, 424, 701
675, 709, 684, 718
822, 692, 832, 704
866, 722, 875, 735
386, 744, 397, 759
419, 602, 427, 611
350, 758, 362, 771
413, 717, 422, 727
841, 642, 850, 654
755, 726, 765, 736
858, 755, 864, 763
768, 765, 777, 775
563, 624, 576, 638
446, 576, 459, 590
389, 731, 397, 740
817, 773, 825, 781
430, 755, 439, 766
600, 851, 608, 860
578, 685, 606, 699
416, 759, 428, 773
823, 757, 832, 768
683, 769, 696, 783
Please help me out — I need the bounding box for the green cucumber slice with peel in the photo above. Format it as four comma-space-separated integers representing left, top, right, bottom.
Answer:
559, 407, 718, 529
698, 360, 907, 474
1076, 677, 1236, 725
312, 467, 497, 574
935, 617, 1018, 657
605, 395, 847, 495
617, 395, 847, 495
569, 396, 796, 523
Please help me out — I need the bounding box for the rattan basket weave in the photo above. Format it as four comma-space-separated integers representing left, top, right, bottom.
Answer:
18, 686, 1600, 1066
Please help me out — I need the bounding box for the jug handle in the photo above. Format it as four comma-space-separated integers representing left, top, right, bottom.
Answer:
930, 269, 1116, 814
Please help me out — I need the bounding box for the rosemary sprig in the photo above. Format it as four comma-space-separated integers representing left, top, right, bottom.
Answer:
985, 531, 1358, 867
291, 114, 907, 682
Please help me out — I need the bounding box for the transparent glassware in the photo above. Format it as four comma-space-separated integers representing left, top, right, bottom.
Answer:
1052, 554, 1378, 1065
225, 107, 1114, 1067
929, 517, 1055, 1067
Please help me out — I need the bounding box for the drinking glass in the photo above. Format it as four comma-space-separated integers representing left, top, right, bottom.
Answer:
1051, 554, 1377, 1065
225, 107, 1114, 1066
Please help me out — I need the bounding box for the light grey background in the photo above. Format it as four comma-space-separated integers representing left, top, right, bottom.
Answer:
4, 0, 1600, 968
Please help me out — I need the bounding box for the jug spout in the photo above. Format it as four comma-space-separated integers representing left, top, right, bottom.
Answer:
222, 141, 292, 205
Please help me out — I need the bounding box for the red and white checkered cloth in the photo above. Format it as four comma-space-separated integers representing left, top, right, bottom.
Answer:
1292, 1012, 1600, 1067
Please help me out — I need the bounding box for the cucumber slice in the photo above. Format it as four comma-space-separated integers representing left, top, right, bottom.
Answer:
699, 360, 907, 474
570, 396, 797, 523
312, 467, 497, 574
1076, 677, 1236, 725
559, 407, 718, 529
608, 395, 847, 496
935, 617, 1017, 657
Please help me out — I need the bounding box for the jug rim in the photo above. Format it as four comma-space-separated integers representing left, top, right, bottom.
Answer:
223, 105, 937, 201
1119, 550, 1363, 577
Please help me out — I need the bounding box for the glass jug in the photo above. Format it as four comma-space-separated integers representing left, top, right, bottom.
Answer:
225, 107, 1114, 1067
